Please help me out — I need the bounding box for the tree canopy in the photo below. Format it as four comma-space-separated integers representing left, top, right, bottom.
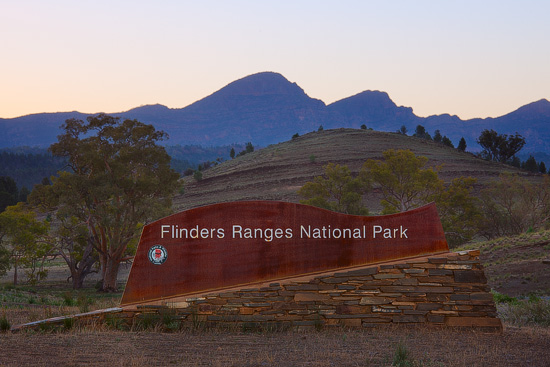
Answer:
363, 149, 443, 214
477, 129, 525, 163
434, 177, 481, 247
0, 176, 18, 213
457, 137, 467, 152
413, 125, 431, 140
433, 130, 442, 143
523, 156, 538, 173
34, 114, 180, 291
478, 174, 550, 238
298, 149, 480, 246
0, 203, 50, 284
298, 163, 370, 215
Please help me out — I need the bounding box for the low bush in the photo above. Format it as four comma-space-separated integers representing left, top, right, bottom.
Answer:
62, 292, 75, 306
135, 312, 161, 331
63, 317, 74, 330
0, 313, 10, 332
392, 342, 413, 367
497, 297, 550, 327
492, 290, 519, 305
77, 294, 93, 313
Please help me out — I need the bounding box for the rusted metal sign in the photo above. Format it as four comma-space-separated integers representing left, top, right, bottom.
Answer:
121, 201, 448, 305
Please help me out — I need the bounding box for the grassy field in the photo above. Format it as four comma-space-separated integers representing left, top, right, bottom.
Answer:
176, 128, 534, 212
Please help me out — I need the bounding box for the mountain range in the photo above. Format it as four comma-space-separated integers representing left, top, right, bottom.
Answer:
1, 71, 549, 157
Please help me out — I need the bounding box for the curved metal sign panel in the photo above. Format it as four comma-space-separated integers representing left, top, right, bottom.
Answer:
121, 201, 448, 305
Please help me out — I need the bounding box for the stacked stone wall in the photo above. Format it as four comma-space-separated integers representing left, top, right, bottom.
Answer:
11, 249, 502, 332
123, 249, 502, 331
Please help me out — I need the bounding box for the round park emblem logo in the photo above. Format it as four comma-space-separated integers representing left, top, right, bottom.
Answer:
148, 245, 167, 265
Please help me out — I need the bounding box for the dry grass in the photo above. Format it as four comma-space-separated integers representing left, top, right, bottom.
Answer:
497, 299, 550, 327
1, 324, 549, 366
2, 296, 549, 367
458, 231, 550, 297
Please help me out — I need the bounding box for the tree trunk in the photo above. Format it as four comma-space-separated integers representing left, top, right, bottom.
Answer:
71, 242, 98, 289
101, 258, 120, 292
99, 252, 108, 283
70, 268, 82, 289
13, 257, 18, 286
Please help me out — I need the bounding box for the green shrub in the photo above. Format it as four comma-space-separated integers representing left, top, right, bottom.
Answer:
190, 306, 204, 331
62, 292, 75, 306
38, 322, 56, 333
314, 314, 323, 331
392, 342, 413, 367
193, 170, 203, 182
0, 314, 10, 332
77, 294, 92, 313
136, 312, 161, 330
105, 314, 128, 331
63, 317, 74, 330
528, 294, 541, 303
492, 290, 518, 305
160, 308, 180, 332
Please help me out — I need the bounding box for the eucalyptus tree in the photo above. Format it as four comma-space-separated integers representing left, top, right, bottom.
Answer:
298, 163, 370, 215
42, 114, 180, 291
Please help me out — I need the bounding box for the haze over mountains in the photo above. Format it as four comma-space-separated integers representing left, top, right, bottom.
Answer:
1, 72, 549, 156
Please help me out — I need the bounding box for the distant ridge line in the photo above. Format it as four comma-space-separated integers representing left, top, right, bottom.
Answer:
1, 72, 549, 155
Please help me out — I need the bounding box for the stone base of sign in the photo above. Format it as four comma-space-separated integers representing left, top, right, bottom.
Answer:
10, 249, 502, 332
120, 249, 502, 331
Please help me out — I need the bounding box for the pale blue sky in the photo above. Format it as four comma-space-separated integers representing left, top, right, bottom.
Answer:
1, 0, 549, 119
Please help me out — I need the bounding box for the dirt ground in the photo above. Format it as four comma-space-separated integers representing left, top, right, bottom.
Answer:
476, 238, 550, 297
1, 325, 549, 367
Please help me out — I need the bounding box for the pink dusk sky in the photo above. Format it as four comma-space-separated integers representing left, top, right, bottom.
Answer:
1, 0, 549, 120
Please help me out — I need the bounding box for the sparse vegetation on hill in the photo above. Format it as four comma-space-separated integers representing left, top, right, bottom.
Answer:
176, 128, 531, 212
458, 230, 550, 297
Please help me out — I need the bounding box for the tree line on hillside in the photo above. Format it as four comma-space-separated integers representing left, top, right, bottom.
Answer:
397, 124, 458, 150
298, 149, 550, 248
0, 151, 66, 192
0, 144, 249, 195
0, 176, 30, 213
294, 123, 543, 174
396, 125, 546, 173
184, 142, 255, 182
165, 144, 248, 176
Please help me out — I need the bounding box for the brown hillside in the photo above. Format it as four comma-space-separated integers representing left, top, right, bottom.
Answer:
175, 128, 534, 212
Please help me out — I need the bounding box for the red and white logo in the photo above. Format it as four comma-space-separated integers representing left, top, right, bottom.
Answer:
148, 245, 167, 265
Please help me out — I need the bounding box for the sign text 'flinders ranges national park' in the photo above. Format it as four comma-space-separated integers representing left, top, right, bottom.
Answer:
121, 201, 448, 305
